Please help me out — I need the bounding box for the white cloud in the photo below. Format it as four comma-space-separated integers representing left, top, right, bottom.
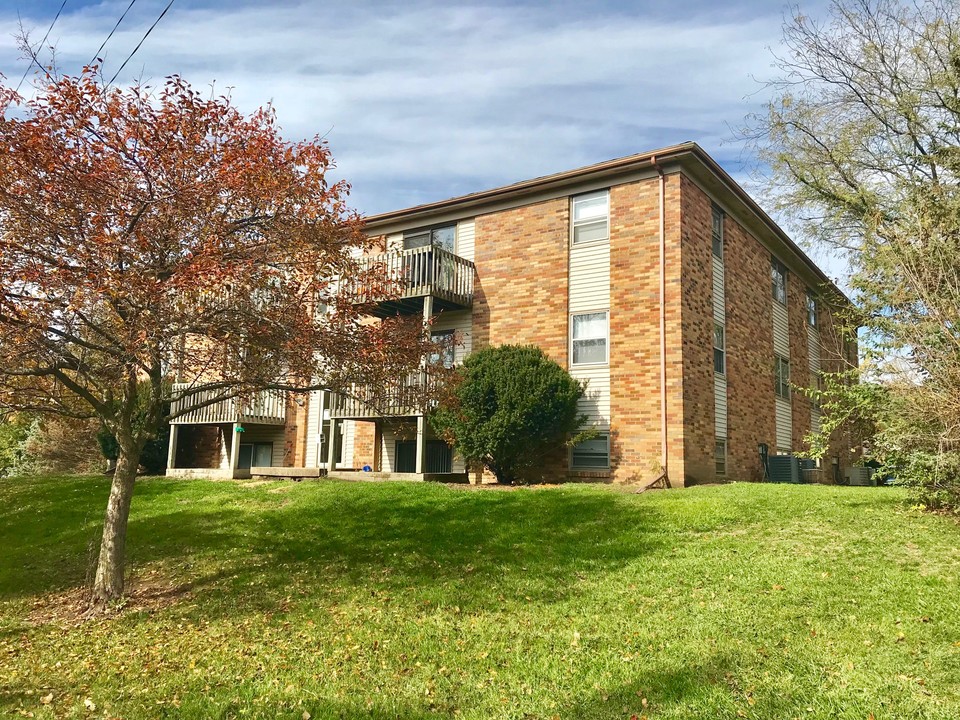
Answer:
0, 1, 794, 215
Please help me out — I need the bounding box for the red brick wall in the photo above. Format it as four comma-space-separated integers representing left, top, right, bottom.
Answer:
473, 197, 571, 482
352, 421, 377, 469
678, 175, 719, 485
719, 196, 777, 482
609, 175, 688, 485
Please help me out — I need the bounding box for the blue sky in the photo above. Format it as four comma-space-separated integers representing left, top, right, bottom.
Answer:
0, 0, 842, 276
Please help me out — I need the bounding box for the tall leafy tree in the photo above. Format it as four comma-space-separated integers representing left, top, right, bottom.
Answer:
0, 69, 430, 607
752, 0, 960, 499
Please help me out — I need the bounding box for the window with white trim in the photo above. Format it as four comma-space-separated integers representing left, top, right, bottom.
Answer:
404, 225, 455, 252
571, 190, 609, 245
713, 323, 726, 375
572, 434, 610, 469
429, 329, 455, 368
806, 292, 817, 327
711, 204, 724, 258
571, 311, 608, 365
772, 258, 787, 305
775, 355, 791, 399
715, 439, 727, 476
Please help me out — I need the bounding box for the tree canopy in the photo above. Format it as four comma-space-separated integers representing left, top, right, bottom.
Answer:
753, 0, 960, 505
0, 69, 430, 605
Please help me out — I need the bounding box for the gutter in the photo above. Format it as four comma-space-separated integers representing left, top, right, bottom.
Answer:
651, 156, 669, 482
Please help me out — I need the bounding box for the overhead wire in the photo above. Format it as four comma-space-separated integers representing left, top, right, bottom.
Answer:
88, 0, 138, 69
106, 0, 175, 88
14, 0, 69, 94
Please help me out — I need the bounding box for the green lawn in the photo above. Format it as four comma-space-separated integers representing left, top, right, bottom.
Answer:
1, 477, 959, 719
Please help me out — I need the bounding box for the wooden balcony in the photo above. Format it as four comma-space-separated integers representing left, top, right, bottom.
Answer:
331, 371, 435, 419
345, 245, 475, 317
170, 383, 286, 425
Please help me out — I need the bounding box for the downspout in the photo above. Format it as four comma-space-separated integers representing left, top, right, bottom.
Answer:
652, 156, 669, 483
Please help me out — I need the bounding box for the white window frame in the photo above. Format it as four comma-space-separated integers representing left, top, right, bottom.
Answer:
571, 190, 610, 246
713, 323, 726, 376
806, 292, 817, 327
772, 258, 787, 305
775, 354, 791, 399
571, 433, 610, 470
570, 310, 609, 366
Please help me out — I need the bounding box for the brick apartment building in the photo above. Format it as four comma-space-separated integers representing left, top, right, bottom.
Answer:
166, 142, 857, 486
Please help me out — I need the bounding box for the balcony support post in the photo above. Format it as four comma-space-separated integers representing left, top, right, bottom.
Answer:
415, 294, 434, 475
326, 416, 339, 471
415, 415, 426, 474
166, 424, 178, 471
373, 421, 383, 472
230, 422, 241, 476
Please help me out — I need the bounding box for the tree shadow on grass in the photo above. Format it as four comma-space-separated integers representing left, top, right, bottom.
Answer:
1, 478, 670, 616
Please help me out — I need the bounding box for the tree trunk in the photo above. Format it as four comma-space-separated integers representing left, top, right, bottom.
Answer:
90, 449, 138, 607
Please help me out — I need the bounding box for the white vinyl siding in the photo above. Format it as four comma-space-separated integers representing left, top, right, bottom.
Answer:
775, 398, 793, 452
772, 302, 790, 357
238, 425, 286, 467
338, 420, 355, 470
569, 239, 611, 313
568, 214, 611, 445
385, 232, 403, 253
456, 219, 475, 262
808, 323, 822, 435
306, 389, 322, 467
712, 256, 725, 324
431, 309, 472, 365
714, 374, 728, 439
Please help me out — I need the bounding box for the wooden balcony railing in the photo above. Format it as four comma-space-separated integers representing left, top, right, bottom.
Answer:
331, 371, 437, 419
170, 383, 286, 425
345, 245, 475, 316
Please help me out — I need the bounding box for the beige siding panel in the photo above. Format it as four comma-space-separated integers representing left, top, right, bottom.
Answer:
385, 233, 403, 253
306, 390, 322, 467
241, 425, 286, 467
569, 242, 610, 313
712, 256, 725, 324
807, 326, 821, 375
457, 220, 475, 263
339, 420, 355, 470
775, 397, 792, 451
432, 309, 472, 364
570, 365, 611, 429
451, 452, 466, 474
380, 427, 397, 472
714, 373, 728, 439
772, 302, 790, 357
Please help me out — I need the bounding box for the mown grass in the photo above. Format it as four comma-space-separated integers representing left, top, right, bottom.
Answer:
1, 476, 959, 719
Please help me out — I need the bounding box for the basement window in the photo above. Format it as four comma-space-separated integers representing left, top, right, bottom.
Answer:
572, 434, 610, 469
571, 190, 609, 244
715, 439, 727, 476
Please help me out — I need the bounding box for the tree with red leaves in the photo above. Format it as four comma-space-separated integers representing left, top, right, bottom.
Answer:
0, 70, 429, 608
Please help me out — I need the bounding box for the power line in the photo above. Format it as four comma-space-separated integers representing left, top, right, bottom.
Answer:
15, 0, 69, 94
88, 0, 138, 69
107, 0, 175, 88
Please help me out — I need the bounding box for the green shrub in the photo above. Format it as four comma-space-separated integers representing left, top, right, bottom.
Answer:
429, 345, 590, 484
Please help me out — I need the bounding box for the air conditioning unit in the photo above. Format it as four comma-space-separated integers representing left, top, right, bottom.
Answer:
847, 466, 874, 486
768, 455, 800, 483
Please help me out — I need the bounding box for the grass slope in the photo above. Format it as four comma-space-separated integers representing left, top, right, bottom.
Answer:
1, 476, 959, 719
